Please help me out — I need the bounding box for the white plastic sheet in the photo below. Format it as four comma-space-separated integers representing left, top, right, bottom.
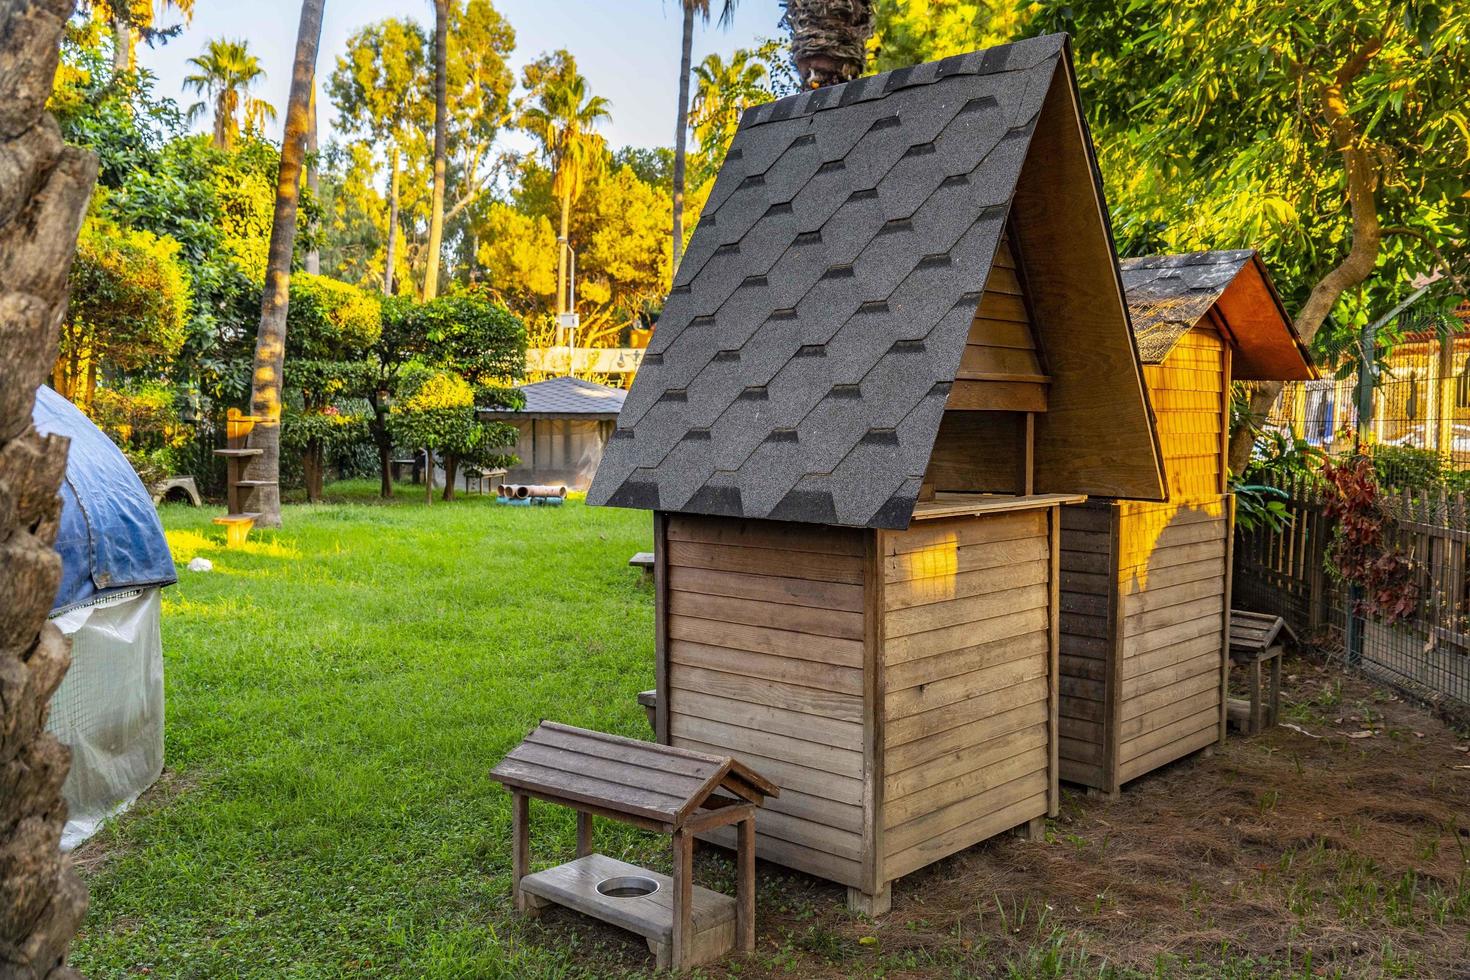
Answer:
47, 587, 165, 850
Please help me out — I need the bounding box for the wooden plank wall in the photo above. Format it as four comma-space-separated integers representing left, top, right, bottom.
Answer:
1055, 501, 1115, 789
1145, 325, 1226, 499
878, 511, 1053, 883
1114, 496, 1229, 783
662, 514, 869, 888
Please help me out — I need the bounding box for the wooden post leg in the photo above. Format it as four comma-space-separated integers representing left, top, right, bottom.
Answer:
511, 792, 532, 912
672, 829, 693, 970
736, 817, 755, 953
576, 810, 593, 858
1248, 661, 1264, 735
1269, 654, 1283, 727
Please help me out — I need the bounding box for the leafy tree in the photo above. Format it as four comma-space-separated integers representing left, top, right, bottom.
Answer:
572, 165, 672, 334
365, 295, 425, 497
57, 215, 190, 411
329, 17, 431, 295
183, 37, 276, 150
475, 201, 558, 307
689, 48, 775, 189
243, 0, 326, 527
672, 1, 738, 278
1028, 0, 1470, 470
867, 0, 1027, 72
387, 368, 502, 504
519, 51, 610, 315
87, 0, 195, 73
613, 145, 675, 192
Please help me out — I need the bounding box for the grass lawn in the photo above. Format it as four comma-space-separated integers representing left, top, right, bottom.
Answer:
73, 481, 665, 977
72, 482, 1470, 978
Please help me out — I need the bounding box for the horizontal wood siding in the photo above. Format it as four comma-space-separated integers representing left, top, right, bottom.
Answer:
1144, 325, 1226, 500
665, 514, 868, 888
1115, 496, 1229, 783
879, 511, 1052, 882
1055, 500, 1113, 789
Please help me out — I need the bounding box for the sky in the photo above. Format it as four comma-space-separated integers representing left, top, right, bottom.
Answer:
136, 0, 789, 152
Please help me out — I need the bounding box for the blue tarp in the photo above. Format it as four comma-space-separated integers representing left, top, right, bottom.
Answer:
32, 386, 177, 614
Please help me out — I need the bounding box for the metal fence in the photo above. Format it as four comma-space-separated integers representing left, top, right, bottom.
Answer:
1234, 473, 1470, 718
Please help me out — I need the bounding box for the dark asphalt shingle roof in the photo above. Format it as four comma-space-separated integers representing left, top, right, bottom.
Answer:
588, 34, 1071, 529
1118, 250, 1256, 363
480, 376, 626, 418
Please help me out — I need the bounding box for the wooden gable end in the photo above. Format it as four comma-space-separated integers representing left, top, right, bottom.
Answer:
953, 233, 1049, 414
1145, 319, 1230, 501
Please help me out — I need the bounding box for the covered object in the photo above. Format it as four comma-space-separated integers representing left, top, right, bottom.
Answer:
33, 385, 175, 848
590, 35, 1164, 913
479, 376, 626, 491
1056, 251, 1314, 797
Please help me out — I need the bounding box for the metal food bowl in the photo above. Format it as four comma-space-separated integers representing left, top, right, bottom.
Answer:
596, 875, 659, 899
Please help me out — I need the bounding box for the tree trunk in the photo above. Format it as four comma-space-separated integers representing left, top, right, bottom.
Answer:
1225, 45, 1385, 475
424, 448, 434, 505
442, 454, 458, 501
304, 439, 323, 503
423, 0, 448, 301
111, 10, 132, 74
671, 3, 694, 278
784, 0, 876, 88
0, 3, 99, 977
304, 74, 320, 275
369, 396, 393, 498
242, 0, 327, 529
384, 145, 400, 295
556, 189, 570, 315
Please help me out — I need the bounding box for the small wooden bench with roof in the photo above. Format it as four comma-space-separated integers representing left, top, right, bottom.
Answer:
490, 722, 777, 972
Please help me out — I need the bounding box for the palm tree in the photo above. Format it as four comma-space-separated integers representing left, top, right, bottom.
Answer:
781, 0, 876, 88
689, 50, 771, 185
424, 0, 450, 300
671, 1, 738, 278
242, 0, 327, 529
183, 39, 277, 151
521, 70, 611, 316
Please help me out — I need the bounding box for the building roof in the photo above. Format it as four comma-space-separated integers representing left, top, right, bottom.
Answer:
589, 34, 1159, 528
1120, 250, 1315, 380
480, 375, 626, 419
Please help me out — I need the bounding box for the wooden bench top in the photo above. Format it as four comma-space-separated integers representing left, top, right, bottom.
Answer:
490, 722, 776, 830
213, 513, 261, 525
629, 552, 655, 569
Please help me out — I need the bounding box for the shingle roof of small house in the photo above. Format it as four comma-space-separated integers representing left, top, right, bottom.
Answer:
588, 35, 1088, 528
1120, 250, 1315, 380
479, 376, 626, 419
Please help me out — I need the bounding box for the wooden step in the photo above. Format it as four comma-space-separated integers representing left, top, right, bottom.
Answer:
232, 479, 277, 487
214, 448, 263, 457
213, 513, 261, 525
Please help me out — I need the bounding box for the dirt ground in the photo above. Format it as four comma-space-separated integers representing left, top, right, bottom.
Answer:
535, 654, 1470, 979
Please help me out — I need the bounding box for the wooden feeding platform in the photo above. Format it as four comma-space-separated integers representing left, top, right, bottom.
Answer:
588, 35, 1175, 914
489, 722, 776, 972
1057, 251, 1315, 797
1227, 609, 1295, 735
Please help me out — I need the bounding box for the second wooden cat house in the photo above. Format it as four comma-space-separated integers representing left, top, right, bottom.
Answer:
1057, 250, 1314, 797
589, 34, 1166, 914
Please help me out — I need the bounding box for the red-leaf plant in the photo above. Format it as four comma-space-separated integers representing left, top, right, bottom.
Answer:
1321, 458, 1419, 625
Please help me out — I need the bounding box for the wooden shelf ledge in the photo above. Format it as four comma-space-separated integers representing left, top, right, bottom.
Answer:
214, 448, 263, 457
911, 492, 1086, 521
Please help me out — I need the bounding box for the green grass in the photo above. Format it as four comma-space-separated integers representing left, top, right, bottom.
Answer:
73, 481, 664, 978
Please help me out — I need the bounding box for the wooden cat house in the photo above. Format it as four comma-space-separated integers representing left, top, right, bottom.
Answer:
589, 34, 1166, 914
1057, 250, 1314, 797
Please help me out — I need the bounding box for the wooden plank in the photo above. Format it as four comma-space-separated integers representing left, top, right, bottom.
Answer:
977, 290, 1031, 323
863, 528, 885, 896
668, 513, 863, 555
885, 557, 1049, 610
671, 734, 865, 807
1219, 493, 1235, 745
886, 588, 1049, 661
492, 759, 685, 823
747, 807, 864, 862
1060, 715, 1102, 743
908, 493, 1083, 522
886, 510, 1045, 555
1118, 539, 1227, 575
886, 535, 1049, 584
702, 822, 865, 889
886, 624, 1049, 698
984, 264, 1023, 294
526, 723, 724, 779
885, 722, 1049, 821
668, 616, 864, 667
670, 641, 863, 697
655, 513, 670, 743
883, 778, 1048, 880
667, 565, 865, 612
885, 756, 1046, 853
1117, 723, 1217, 785
1118, 558, 1224, 597
1120, 577, 1225, 617
668, 690, 862, 750
967, 317, 1036, 349
1060, 735, 1102, 764
1121, 595, 1224, 638
671, 663, 863, 723
886, 580, 1049, 637
886, 659, 1048, 745
887, 633, 1049, 720
1118, 706, 1219, 764
669, 590, 864, 640
1117, 686, 1220, 742
959, 343, 1046, 379
1120, 670, 1220, 723
1121, 631, 1222, 681
884, 680, 1048, 773
946, 379, 1049, 413
762, 785, 864, 835
1047, 506, 1062, 815
666, 540, 864, 584
1121, 651, 1221, 702
509, 743, 710, 800
669, 712, 864, 779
